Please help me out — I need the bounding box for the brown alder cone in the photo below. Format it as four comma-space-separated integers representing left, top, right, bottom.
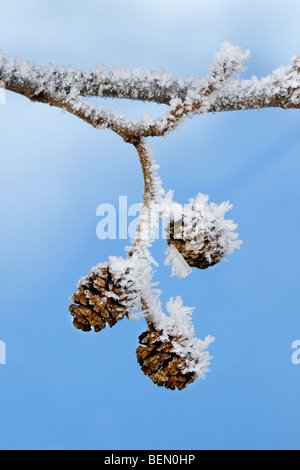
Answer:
167, 219, 225, 270
136, 328, 197, 391
69, 265, 134, 333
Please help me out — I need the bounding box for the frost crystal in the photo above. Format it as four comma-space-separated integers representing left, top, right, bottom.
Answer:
164, 245, 192, 279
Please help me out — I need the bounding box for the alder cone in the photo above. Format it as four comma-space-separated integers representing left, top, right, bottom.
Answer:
69, 265, 133, 333
167, 219, 225, 270
136, 328, 197, 391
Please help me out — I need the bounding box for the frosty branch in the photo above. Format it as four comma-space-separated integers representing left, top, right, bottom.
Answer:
1, 43, 298, 390
1, 44, 300, 141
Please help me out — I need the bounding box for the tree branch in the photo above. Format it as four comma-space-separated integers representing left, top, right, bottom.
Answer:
1, 45, 300, 142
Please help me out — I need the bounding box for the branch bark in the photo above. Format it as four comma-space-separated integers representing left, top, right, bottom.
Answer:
1, 45, 300, 142
128, 138, 162, 328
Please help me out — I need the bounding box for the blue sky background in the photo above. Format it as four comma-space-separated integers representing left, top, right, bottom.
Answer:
0, 0, 300, 450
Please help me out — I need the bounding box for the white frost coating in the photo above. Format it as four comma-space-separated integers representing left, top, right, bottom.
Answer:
185, 193, 242, 256
164, 245, 192, 279
0, 50, 205, 137
162, 297, 215, 379
162, 193, 242, 263
208, 42, 250, 83
69, 261, 109, 301
149, 43, 252, 135
2, 43, 298, 140
140, 141, 165, 204
205, 54, 300, 113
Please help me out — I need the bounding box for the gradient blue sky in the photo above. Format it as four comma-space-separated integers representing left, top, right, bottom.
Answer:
0, 0, 300, 450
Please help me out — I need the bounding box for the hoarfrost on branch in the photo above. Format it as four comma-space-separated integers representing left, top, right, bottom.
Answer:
1, 42, 298, 389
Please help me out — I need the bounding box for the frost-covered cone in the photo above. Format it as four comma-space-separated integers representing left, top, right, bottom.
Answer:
69, 261, 136, 333
136, 328, 198, 391
166, 193, 242, 270
167, 219, 223, 269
